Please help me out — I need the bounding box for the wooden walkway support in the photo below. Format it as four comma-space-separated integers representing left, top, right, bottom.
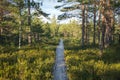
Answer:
53, 39, 68, 80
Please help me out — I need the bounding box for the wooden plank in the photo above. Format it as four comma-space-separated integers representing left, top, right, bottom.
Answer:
53, 39, 68, 80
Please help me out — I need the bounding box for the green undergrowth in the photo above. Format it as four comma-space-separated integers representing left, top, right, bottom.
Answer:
64, 45, 120, 80
0, 38, 59, 80
0, 37, 120, 80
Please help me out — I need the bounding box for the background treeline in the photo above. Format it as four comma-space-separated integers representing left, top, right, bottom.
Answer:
0, 0, 120, 49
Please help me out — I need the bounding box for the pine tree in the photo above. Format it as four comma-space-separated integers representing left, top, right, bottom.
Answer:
93, 0, 97, 45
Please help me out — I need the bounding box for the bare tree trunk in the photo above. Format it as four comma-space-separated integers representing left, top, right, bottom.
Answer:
85, 5, 88, 45
28, 0, 32, 45
109, 8, 114, 45
100, 13, 106, 56
87, 26, 90, 45
98, 11, 101, 45
19, 7, 22, 49
104, 0, 114, 47
81, 4, 85, 48
100, 24, 105, 56
99, 0, 114, 55
0, 9, 3, 35
28, 33, 32, 45
118, 15, 120, 44
93, 3, 96, 45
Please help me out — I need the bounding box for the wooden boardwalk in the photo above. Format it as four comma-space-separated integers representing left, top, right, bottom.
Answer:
53, 39, 68, 80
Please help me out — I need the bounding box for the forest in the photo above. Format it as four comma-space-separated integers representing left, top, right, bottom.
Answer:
0, 0, 120, 80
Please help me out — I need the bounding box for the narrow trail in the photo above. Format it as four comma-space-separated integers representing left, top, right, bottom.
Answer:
53, 39, 68, 80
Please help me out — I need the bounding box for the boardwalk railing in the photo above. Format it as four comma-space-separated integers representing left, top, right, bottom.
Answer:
53, 39, 68, 80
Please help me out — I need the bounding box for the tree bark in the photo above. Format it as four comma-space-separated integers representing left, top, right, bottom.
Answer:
19, 7, 22, 49
85, 5, 88, 45
100, 12, 106, 55
98, 11, 101, 45
99, 0, 114, 55
28, 0, 32, 45
0, 9, 3, 35
28, 33, 32, 45
104, 0, 114, 47
93, 3, 96, 45
81, 4, 85, 48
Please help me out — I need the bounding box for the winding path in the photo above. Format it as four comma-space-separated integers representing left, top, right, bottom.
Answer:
53, 39, 68, 80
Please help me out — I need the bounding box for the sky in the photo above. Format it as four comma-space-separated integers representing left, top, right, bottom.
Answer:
33, 0, 81, 24
34, 0, 64, 18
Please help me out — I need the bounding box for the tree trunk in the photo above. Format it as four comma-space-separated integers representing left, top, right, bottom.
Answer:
99, 0, 114, 55
0, 27, 3, 35
104, 0, 114, 47
28, 33, 32, 45
118, 15, 120, 24
93, 3, 96, 45
119, 34, 120, 44
19, 7, 22, 49
33, 33, 39, 42
28, 0, 32, 45
100, 14, 106, 55
98, 11, 101, 45
85, 5, 88, 45
100, 25, 105, 56
81, 4, 85, 48
87, 26, 90, 45
0, 9, 3, 35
